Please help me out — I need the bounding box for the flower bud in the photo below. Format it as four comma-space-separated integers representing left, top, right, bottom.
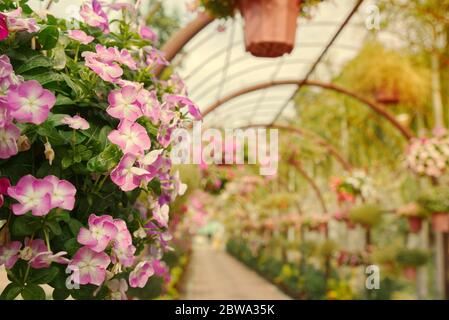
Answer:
44, 140, 55, 165
17, 135, 31, 152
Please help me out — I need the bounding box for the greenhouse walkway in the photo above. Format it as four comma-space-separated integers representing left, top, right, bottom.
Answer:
182, 240, 291, 300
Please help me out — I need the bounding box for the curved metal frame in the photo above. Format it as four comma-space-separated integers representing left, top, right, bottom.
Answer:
201, 79, 414, 140
241, 124, 352, 172
154, 12, 214, 77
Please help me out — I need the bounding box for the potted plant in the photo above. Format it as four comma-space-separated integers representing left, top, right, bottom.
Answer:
338, 42, 430, 107
417, 187, 449, 233
348, 204, 384, 229
396, 202, 426, 233
199, 0, 324, 57
406, 134, 449, 178
396, 248, 428, 281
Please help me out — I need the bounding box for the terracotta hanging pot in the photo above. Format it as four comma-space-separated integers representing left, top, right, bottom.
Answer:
407, 216, 422, 234
238, 0, 300, 58
431, 212, 449, 233
374, 86, 400, 105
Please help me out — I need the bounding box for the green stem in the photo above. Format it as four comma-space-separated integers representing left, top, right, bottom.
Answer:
74, 44, 80, 63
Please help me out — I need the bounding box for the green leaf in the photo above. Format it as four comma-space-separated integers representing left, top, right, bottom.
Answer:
23, 72, 63, 85
52, 288, 70, 300
55, 95, 75, 106
16, 55, 53, 74
37, 26, 60, 50
59, 131, 87, 145
46, 220, 62, 236
46, 113, 69, 127
67, 219, 83, 236
21, 284, 46, 300
36, 122, 66, 146
11, 215, 41, 237
61, 156, 73, 170
0, 283, 23, 300
61, 74, 83, 97
64, 238, 80, 256
28, 266, 59, 285
87, 144, 122, 173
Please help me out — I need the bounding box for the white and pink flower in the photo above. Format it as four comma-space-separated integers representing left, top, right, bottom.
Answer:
3, 8, 39, 34
61, 115, 90, 130
165, 94, 202, 120
7, 175, 53, 216
0, 241, 21, 269
152, 203, 169, 228
139, 25, 158, 42
43, 175, 77, 211
7, 80, 56, 125
80, 0, 109, 33
77, 214, 118, 252
129, 261, 154, 288
137, 89, 161, 124
68, 30, 94, 45
106, 86, 143, 122
0, 123, 20, 159
108, 121, 151, 155
106, 279, 128, 300
69, 246, 111, 286
110, 154, 151, 191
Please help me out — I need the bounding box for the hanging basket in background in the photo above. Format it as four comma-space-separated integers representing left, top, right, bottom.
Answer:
238, 0, 300, 57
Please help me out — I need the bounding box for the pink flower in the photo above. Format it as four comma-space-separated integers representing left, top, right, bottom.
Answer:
61, 115, 90, 130
43, 175, 77, 211
165, 94, 202, 120
116, 49, 137, 70
106, 279, 128, 300
110, 154, 151, 191
137, 89, 161, 124
22, 238, 69, 269
83, 53, 123, 83
7, 80, 56, 124
77, 214, 118, 253
111, 243, 135, 267
30, 251, 69, 269
112, 219, 132, 248
152, 259, 170, 282
110, 219, 135, 267
129, 261, 154, 288
3, 9, 39, 33
0, 55, 13, 78
108, 121, 151, 155
80, 0, 109, 33
145, 47, 169, 66
68, 30, 94, 45
0, 13, 8, 40
0, 123, 20, 159
152, 204, 169, 228
7, 175, 53, 216
139, 25, 158, 42
106, 86, 143, 121
69, 246, 111, 286
0, 241, 21, 269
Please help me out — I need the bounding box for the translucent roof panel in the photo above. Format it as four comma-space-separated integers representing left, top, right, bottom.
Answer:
172, 0, 378, 128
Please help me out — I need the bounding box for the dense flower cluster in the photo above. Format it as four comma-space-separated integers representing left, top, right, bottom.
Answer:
0, 0, 197, 300
406, 134, 449, 178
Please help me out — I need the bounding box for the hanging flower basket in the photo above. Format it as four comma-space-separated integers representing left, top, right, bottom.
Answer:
238, 0, 301, 57
431, 212, 449, 233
